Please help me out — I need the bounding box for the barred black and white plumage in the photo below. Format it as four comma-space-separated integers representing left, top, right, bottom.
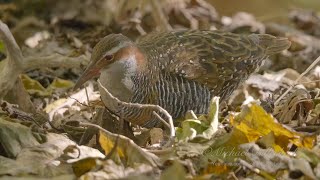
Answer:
74, 30, 291, 127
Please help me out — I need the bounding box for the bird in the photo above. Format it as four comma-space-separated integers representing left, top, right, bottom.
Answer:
74, 30, 291, 128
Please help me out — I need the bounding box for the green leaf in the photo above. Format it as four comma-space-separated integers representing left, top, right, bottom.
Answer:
176, 97, 219, 142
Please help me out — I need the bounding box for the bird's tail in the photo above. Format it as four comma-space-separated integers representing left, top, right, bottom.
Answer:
249, 34, 291, 55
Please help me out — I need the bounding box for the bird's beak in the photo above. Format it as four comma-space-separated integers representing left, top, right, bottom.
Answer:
73, 62, 101, 90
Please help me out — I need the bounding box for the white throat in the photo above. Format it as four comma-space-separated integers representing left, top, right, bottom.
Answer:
99, 55, 137, 102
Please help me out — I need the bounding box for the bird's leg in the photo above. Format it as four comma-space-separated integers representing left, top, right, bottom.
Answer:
101, 107, 136, 142
79, 107, 136, 145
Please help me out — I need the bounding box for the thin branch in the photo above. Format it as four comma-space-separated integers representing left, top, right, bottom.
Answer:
238, 159, 274, 180
152, 111, 170, 128
23, 53, 89, 71
97, 80, 175, 140
274, 55, 320, 106
150, 0, 172, 30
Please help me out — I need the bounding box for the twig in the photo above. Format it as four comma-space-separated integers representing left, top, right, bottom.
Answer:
294, 126, 320, 133
0, 20, 89, 108
238, 159, 274, 180
68, 96, 90, 107
238, 159, 260, 174
274, 55, 320, 106
23, 54, 89, 71
84, 86, 94, 117
1, 101, 42, 128
150, 0, 172, 30
152, 111, 170, 129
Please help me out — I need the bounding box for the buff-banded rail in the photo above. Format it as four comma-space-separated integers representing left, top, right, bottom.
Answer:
74, 30, 291, 127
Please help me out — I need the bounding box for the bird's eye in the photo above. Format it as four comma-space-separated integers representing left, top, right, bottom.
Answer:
104, 54, 113, 61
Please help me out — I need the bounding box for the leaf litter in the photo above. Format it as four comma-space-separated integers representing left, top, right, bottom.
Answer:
0, 0, 320, 179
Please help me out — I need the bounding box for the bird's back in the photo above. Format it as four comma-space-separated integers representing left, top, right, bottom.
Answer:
136, 30, 290, 98
127, 30, 290, 127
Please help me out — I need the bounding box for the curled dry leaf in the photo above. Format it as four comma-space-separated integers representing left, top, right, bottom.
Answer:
273, 88, 312, 124
239, 143, 289, 174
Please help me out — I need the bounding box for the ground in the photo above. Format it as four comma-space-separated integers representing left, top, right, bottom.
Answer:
0, 0, 320, 179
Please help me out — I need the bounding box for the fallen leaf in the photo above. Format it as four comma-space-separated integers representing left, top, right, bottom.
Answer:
232, 103, 315, 152
176, 97, 219, 142
0, 133, 75, 177
21, 74, 74, 96
21, 74, 48, 96
160, 161, 186, 180
0, 117, 40, 157
47, 78, 74, 91
99, 130, 159, 167
72, 157, 99, 177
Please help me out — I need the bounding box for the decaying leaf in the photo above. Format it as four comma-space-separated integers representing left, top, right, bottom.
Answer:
240, 143, 317, 179
232, 103, 315, 152
296, 147, 320, 167
0, 116, 40, 157
274, 88, 312, 124
239, 143, 289, 173
79, 159, 154, 180
0, 133, 74, 177
72, 157, 100, 177
21, 74, 74, 96
150, 128, 164, 145
2, 1, 320, 179
200, 103, 315, 176
99, 130, 160, 167
21, 74, 48, 96
160, 161, 186, 180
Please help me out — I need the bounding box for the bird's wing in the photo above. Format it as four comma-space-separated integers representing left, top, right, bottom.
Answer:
137, 30, 290, 92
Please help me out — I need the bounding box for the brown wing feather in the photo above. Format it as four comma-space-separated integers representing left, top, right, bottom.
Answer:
137, 30, 290, 93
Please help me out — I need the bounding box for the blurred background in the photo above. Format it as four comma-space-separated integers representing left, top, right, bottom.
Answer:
210, 0, 320, 23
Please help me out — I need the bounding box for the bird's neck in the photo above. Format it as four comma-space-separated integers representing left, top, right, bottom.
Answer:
99, 54, 138, 103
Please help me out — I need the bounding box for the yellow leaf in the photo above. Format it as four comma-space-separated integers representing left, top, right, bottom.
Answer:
99, 131, 125, 158
204, 103, 315, 167
21, 74, 74, 96
204, 128, 248, 163
98, 130, 159, 167
232, 103, 315, 151
21, 74, 49, 96
72, 157, 98, 177
47, 78, 74, 90
44, 98, 67, 113
201, 162, 229, 175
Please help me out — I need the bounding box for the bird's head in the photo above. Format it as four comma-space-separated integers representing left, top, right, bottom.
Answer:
74, 34, 142, 90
